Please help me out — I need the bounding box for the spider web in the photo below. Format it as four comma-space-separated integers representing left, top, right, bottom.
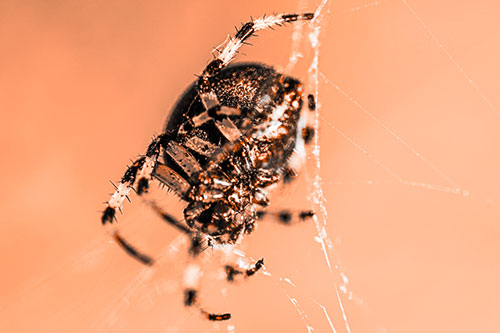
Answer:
110, 0, 359, 332
0, 2, 343, 331
3, 0, 500, 332
92, 2, 350, 331
94, 2, 347, 331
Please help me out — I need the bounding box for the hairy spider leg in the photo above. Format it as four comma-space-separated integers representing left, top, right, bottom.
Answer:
225, 258, 265, 282
108, 198, 192, 266
256, 209, 315, 224
204, 118, 246, 169
302, 93, 316, 145
108, 195, 231, 320
280, 90, 317, 182
102, 129, 208, 225
101, 134, 171, 225
183, 256, 231, 321
250, 89, 316, 226
146, 200, 209, 257
147, 200, 267, 320
113, 232, 155, 266
215, 13, 314, 67
147, 199, 191, 234
183, 262, 232, 321
196, 12, 314, 119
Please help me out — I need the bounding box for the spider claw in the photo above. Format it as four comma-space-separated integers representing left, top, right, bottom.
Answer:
206, 312, 231, 321
101, 206, 116, 225
136, 178, 149, 195
246, 258, 264, 276
299, 210, 315, 220
303, 12, 314, 20
184, 289, 197, 306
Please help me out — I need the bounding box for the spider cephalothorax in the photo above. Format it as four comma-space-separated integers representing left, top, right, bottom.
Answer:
102, 12, 317, 321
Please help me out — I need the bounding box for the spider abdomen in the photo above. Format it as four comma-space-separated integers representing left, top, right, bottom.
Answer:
165, 63, 303, 168
165, 63, 277, 133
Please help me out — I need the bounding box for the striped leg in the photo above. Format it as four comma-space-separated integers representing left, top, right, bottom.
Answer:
109, 198, 193, 266
197, 12, 314, 115
256, 209, 315, 224
102, 132, 205, 225
213, 13, 315, 67
101, 134, 169, 225
225, 258, 265, 282
183, 263, 231, 321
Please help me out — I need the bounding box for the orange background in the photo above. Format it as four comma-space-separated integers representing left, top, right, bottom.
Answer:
1, 0, 500, 332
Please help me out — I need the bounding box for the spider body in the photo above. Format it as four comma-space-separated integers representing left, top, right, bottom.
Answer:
101, 13, 316, 321
161, 63, 305, 243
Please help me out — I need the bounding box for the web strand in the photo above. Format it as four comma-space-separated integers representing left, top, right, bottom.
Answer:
306, 0, 352, 332
401, 0, 500, 120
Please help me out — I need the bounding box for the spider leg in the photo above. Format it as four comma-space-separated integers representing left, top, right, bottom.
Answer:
307, 93, 316, 111
102, 132, 205, 225
110, 193, 228, 319
152, 143, 205, 199
109, 198, 193, 265
204, 12, 315, 72
102, 130, 210, 260
112, 231, 155, 266
256, 209, 315, 224
278, 91, 316, 185
282, 167, 298, 183
181, 115, 249, 175
301, 94, 316, 145
183, 264, 231, 321
145, 199, 210, 257
145, 199, 191, 234
101, 133, 172, 225
203, 118, 251, 170
302, 126, 315, 145
225, 258, 264, 282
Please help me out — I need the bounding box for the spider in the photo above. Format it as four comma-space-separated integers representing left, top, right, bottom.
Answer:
102, 12, 317, 321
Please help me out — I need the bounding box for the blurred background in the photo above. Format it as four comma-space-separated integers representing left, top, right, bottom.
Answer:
1, 0, 500, 332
